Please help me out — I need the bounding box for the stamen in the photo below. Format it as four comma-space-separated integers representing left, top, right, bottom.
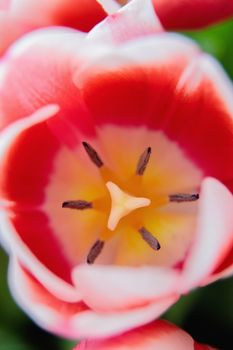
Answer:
87, 240, 105, 264
169, 193, 199, 203
136, 147, 151, 175
82, 141, 104, 168
138, 227, 161, 251
62, 200, 92, 210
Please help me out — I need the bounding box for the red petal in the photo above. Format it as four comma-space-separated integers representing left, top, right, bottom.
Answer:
165, 55, 233, 192
0, 106, 79, 294
194, 342, 216, 350
75, 319, 195, 349
77, 34, 199, 128
0, 108, 61, 205
152, 0, 233, 30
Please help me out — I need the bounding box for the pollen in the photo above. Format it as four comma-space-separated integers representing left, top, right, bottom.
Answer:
106, 181, 151, 231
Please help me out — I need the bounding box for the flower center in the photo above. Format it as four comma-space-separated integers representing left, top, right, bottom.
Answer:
62, 138, 199, 265
106, 181, 151, 231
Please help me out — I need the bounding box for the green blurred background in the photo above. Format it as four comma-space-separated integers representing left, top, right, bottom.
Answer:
1, 18, 233, 350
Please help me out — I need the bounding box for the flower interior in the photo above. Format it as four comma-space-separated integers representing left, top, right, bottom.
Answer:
45, 125, 202, 268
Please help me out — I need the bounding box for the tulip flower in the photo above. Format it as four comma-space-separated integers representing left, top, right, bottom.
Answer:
74, 320, 216, 349
0, 0, 232, 339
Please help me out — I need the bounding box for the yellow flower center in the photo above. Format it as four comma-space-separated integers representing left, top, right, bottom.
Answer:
45, 126, 203, 267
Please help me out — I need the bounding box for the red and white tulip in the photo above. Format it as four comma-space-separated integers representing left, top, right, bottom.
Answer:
0, 0, 232, 339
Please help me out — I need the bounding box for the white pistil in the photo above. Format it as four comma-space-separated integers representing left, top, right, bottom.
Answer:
106, 181, 151, 231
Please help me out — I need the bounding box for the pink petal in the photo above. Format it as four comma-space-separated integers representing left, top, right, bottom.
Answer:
75, 320, 195, 349
181, 178, 233, 291
152, 0, 233, 30
0, 1, 11, 11
8, 257, 89, 339
8, 0, 107, 31
203, 246, 233, 285
96, 0, 121, 14
71, 297, 178, 338
73, 264, 179, 311
0, 0, 108, 57
87, 0, 163, 45
0, 12, 35, 56
0, 28, 86, 130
